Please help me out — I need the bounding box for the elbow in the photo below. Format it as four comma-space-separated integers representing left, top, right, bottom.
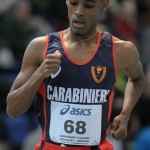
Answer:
6, 96, 18, 118
6, 106, 19, 118
140, 72, 145, 88
6, 94, 21, 118
6, 102, 27, 118
130, 72, 145, 85
6, 94, 29, 118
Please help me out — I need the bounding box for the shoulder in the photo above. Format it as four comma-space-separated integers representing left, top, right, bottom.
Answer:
113, 37, 140, 70
23, 35, 48, 65
114, 37, 138, 55
27, 36, 48, 55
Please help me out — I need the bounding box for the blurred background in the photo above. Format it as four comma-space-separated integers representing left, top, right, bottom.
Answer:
0, 0, 150, 150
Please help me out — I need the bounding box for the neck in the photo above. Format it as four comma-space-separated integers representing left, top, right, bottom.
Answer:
67, 28, 98, 46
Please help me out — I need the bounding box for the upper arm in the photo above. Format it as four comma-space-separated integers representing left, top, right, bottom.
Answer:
9, 36, 48, 92
115, 40, 144, 81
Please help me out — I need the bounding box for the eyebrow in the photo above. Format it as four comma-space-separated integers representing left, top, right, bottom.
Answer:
86, 0, 96, 3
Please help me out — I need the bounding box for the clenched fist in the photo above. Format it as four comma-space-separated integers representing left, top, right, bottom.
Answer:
110, 113, 130, 140
38, 50, 62, 79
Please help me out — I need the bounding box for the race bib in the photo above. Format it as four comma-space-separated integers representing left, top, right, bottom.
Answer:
49, 101, 102, 145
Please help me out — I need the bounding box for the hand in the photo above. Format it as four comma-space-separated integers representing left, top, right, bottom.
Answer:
110, 113, 130, 140
39, 50, 62, 79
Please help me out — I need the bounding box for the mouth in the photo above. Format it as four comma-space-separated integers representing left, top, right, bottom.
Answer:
73, 20, 85, 29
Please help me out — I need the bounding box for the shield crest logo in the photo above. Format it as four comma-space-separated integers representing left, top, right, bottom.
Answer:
91, 66, 106, 83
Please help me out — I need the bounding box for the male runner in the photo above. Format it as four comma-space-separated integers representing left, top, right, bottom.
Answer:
6, 0, 145, 150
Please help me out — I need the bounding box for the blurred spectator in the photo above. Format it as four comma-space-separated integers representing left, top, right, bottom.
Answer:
31, 0, 68, 30
110, 0, 138, 45
1, 114, 32, 150
22, 126, 41, 150
134, 127, 150, 150
0, 0, 35, 62
0, 0, 54, 62
136, 64, 150, 127
0, 0, 16, 14
126, 64, 150, 150
0, 45, 16, 112
0, 1, 55, 150
137, 0, 150, 65
125, 113, 141, 150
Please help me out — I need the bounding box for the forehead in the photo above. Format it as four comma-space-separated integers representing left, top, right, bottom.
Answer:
85, 0, 97, 1
70, 0, 102, 5
70, 0, 99, 2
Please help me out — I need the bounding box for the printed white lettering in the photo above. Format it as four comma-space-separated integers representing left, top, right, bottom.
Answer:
65, 88, 72, 102
52, 86, 58, 101
83, 89, 92, 103
95, 90, 101, 103
72, 88, 80, 103
79, 89, 84, 103
47, 85, 52, 100
91, 89, 95, 103
58, 87, 65, 102
47, 85, 110, 104
99, 90, 109, 103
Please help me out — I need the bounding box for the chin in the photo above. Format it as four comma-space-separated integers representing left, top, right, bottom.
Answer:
74, 32, 83, 36
72, 28, 85, 36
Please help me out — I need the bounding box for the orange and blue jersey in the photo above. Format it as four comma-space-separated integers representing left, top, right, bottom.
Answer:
35, 30, 116, 150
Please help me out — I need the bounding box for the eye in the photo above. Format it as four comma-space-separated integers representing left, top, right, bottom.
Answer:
70, 0, 78, 5
85, 2, 95, 8
85, 5, 94, 8
71, 2, 78, 5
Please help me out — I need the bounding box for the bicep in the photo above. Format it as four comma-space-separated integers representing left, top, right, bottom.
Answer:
10, 66, 38, 92
124, 61, 143, 81
123, 42, 143, 80
10, 36, 46, 92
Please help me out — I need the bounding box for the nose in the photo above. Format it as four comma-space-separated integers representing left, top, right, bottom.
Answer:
75, 4, 85, 17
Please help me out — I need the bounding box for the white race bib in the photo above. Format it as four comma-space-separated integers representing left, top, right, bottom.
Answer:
49, 101, 102, 145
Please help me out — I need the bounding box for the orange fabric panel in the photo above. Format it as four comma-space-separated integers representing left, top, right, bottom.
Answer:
34, 139, 113, 150
99, 139, 113, 150
35, 142, 91, 150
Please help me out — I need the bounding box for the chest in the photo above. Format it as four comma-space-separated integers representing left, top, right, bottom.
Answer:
46, 32, 116, 88
64, 43, 97, 64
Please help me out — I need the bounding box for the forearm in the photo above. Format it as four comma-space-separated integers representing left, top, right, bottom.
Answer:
6, 71, 44, 118
121, 73, 145, 118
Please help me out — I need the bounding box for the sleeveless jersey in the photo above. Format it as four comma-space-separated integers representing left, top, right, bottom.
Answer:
35, 30, 116, 148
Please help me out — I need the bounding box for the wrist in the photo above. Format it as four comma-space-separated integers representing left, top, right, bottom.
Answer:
120, 110, 131, 122
34, 69, 45, 82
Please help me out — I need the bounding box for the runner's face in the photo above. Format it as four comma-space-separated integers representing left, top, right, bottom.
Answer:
66, 0, 102, 35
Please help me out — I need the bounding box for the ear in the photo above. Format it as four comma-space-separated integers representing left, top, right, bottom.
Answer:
99, 0, 109, 11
